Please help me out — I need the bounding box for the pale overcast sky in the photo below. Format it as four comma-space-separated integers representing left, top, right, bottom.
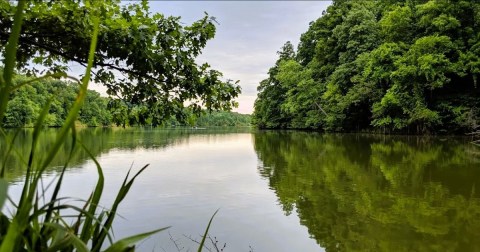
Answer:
89, 1, 332, 114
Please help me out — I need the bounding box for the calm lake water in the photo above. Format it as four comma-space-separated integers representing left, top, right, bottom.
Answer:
3, 128, 480, 251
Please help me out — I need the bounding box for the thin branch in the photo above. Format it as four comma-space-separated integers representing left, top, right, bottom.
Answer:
207, 236, 226, 252
314, 101, 328, 116
169, 232, 184, 252
10, 34, 167, 84
182, 234, 212, 252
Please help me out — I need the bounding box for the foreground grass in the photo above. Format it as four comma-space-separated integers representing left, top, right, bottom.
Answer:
0, 1, 215, 251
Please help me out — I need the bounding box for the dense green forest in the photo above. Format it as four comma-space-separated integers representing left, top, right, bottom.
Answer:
253, 0, 480, 134
2, 76, 111, 128
108, 95, 251, 127
195, 111, 251, 127
0, 0, 241, 126
2, 76, 250, 128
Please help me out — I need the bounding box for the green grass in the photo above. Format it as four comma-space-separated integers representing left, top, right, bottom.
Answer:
0, 1, 216, 251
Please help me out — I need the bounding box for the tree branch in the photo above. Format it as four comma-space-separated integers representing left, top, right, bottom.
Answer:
2, 32, 167, 84
314, 101, 328, 116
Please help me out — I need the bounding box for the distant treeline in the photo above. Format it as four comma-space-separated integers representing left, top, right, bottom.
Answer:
3, 76, 111, 128
3, 75, 250, 128
253, 0, 480, 134
178, 111, 251, 127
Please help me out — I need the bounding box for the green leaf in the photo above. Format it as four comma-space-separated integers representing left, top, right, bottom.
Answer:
0, 178, 8, 210
103, 227, 170, 252
198, 209, 219, 252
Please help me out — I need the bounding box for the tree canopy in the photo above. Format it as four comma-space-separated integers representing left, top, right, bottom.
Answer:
1, 75, 111, 128
0, 72, 249, 128
0, 0, 241, 125
253, 0, 480, 134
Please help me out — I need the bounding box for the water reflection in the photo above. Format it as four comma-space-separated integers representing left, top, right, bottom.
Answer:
0, 127, 251, 181
254, 132, 480, 251
4, 128, 480, 251
2, 128, 323, 251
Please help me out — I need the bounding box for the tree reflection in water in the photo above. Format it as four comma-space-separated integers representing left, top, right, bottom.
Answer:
0, 127, 247, 181
254, 132, 480, 251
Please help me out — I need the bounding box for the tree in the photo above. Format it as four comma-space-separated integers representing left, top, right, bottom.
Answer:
2, 75, 112, 128
253, 42, 295, 128
253, 0, 480, 134
0, 0, 241, 124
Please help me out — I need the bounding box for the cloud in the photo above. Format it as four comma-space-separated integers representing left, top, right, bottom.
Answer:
80, 1, 331, 114
149, 1, 332, 114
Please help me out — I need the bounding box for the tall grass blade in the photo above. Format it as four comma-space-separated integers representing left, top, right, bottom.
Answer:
0, 218, 21, 252
38, 125, 77, 250
104, 227, 171, 252
11, 94, 57, 251
92, 165, 149, 252
43, 222, 89, 252
17, 22, 101, 251
0, 128, 21, 177
0, 179, 7, 210
0, 0, 26, 123
43, 124, 77, 224
44, 222, 71, 252
37, 13, 100, 174
20, 95, 56, 209
1, 2, 168, 251
68, 233, 89, 252
198, 209, 219, 252
0, 1, 28, 251
91, 211, 115, 246
77, 140, 105, 243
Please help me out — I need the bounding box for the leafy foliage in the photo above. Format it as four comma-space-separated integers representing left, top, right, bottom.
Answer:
1, 73, 249, 129
0, 1, 220, 251
253, 0, 480, 134
107, 100, 251, 128
193, 111, 251, 127
2, 75, 111, 128
0, 0, 241, 124
252, 42, 295, 129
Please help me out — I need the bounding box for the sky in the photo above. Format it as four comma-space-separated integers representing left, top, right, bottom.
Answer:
89, 1, 332, 114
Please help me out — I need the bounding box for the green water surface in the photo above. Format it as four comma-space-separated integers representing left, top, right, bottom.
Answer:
2, 128, 480, 251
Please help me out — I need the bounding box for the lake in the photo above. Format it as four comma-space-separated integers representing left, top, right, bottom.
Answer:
2, 128, 480, 251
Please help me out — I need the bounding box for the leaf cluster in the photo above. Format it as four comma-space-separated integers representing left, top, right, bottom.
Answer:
1, 75, 111, 128
0, 0, 241, 125
253, 0, 480, 134
0, 1, 222, 251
